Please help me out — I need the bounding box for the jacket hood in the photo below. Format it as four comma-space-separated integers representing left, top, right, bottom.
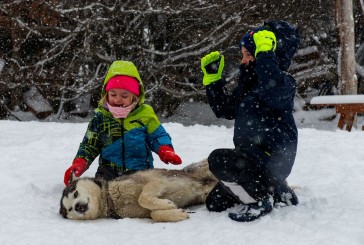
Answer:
100, 60, 145, 106
239, 21, 300, 72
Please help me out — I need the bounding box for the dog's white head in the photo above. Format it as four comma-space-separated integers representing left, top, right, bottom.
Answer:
59, 178, 104, 220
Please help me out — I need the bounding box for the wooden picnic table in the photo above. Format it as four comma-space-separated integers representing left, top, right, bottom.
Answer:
310, 95, 364, 132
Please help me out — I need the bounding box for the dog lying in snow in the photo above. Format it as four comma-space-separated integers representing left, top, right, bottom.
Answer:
59, 160, 217, 222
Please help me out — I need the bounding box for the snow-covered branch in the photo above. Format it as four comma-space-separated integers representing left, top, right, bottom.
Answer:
356, 63, 364, 77
0, 0, 348, 120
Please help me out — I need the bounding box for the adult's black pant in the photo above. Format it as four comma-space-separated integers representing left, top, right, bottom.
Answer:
207, 148, 275, 201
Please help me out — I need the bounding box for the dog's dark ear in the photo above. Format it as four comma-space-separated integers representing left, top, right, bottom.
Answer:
62, 179, 78, 196
93, 178, 105, 188
59, 201, 68, 219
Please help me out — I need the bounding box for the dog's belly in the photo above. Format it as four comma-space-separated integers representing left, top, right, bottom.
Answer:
108, 181, 152, 218
160, 179, 212, 207
116, 203, 151, 218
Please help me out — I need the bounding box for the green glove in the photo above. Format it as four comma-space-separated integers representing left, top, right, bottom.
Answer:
201, 51, 225, 86
253, 30, 277, 57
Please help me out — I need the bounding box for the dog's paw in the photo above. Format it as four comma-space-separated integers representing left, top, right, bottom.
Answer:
158, 199, 178, 210
150, 209, 189, 222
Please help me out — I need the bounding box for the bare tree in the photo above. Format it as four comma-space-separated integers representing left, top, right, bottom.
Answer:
336, 0, 357, 94
0, 0, 249, 118
359, 0, 364, 13
1, 0, 359, 120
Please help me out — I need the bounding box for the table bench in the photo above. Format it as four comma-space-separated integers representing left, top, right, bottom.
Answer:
310, 95, 364, 131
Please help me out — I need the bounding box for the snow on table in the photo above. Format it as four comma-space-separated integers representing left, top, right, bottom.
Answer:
310, 95, 364, 105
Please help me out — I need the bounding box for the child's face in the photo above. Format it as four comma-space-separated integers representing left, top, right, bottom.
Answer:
240, 46, 255, 65
107, 89, 134, 107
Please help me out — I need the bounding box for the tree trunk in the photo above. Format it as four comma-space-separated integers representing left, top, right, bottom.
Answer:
336, 0, 357, 94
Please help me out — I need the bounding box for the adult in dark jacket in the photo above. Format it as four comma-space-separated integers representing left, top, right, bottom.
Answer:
201, 22, 299, 222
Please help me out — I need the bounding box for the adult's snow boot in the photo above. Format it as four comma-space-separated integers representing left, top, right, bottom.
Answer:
228, 195, 273, 222
274, 181, 299, 206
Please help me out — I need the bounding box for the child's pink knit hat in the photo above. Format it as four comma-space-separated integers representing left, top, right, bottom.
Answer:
105, 75, 140, 96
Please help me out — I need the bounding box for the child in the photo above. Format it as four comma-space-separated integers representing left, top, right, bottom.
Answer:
64, 60, 182, 186
200, 21, 300, 222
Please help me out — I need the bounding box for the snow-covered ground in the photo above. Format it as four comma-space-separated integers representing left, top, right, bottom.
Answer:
1, 115, 364, 245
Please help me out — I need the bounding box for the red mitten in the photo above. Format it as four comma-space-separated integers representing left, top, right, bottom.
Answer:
158, 145, 182, 165
64, 158, 88, 186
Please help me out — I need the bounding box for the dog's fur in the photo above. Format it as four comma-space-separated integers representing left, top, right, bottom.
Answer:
60, 160, 217, 222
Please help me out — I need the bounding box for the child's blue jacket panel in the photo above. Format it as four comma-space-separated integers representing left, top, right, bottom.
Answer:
75, 104, 172, 171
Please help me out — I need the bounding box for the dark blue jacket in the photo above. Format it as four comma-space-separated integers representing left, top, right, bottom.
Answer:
206, 52, 297, 183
